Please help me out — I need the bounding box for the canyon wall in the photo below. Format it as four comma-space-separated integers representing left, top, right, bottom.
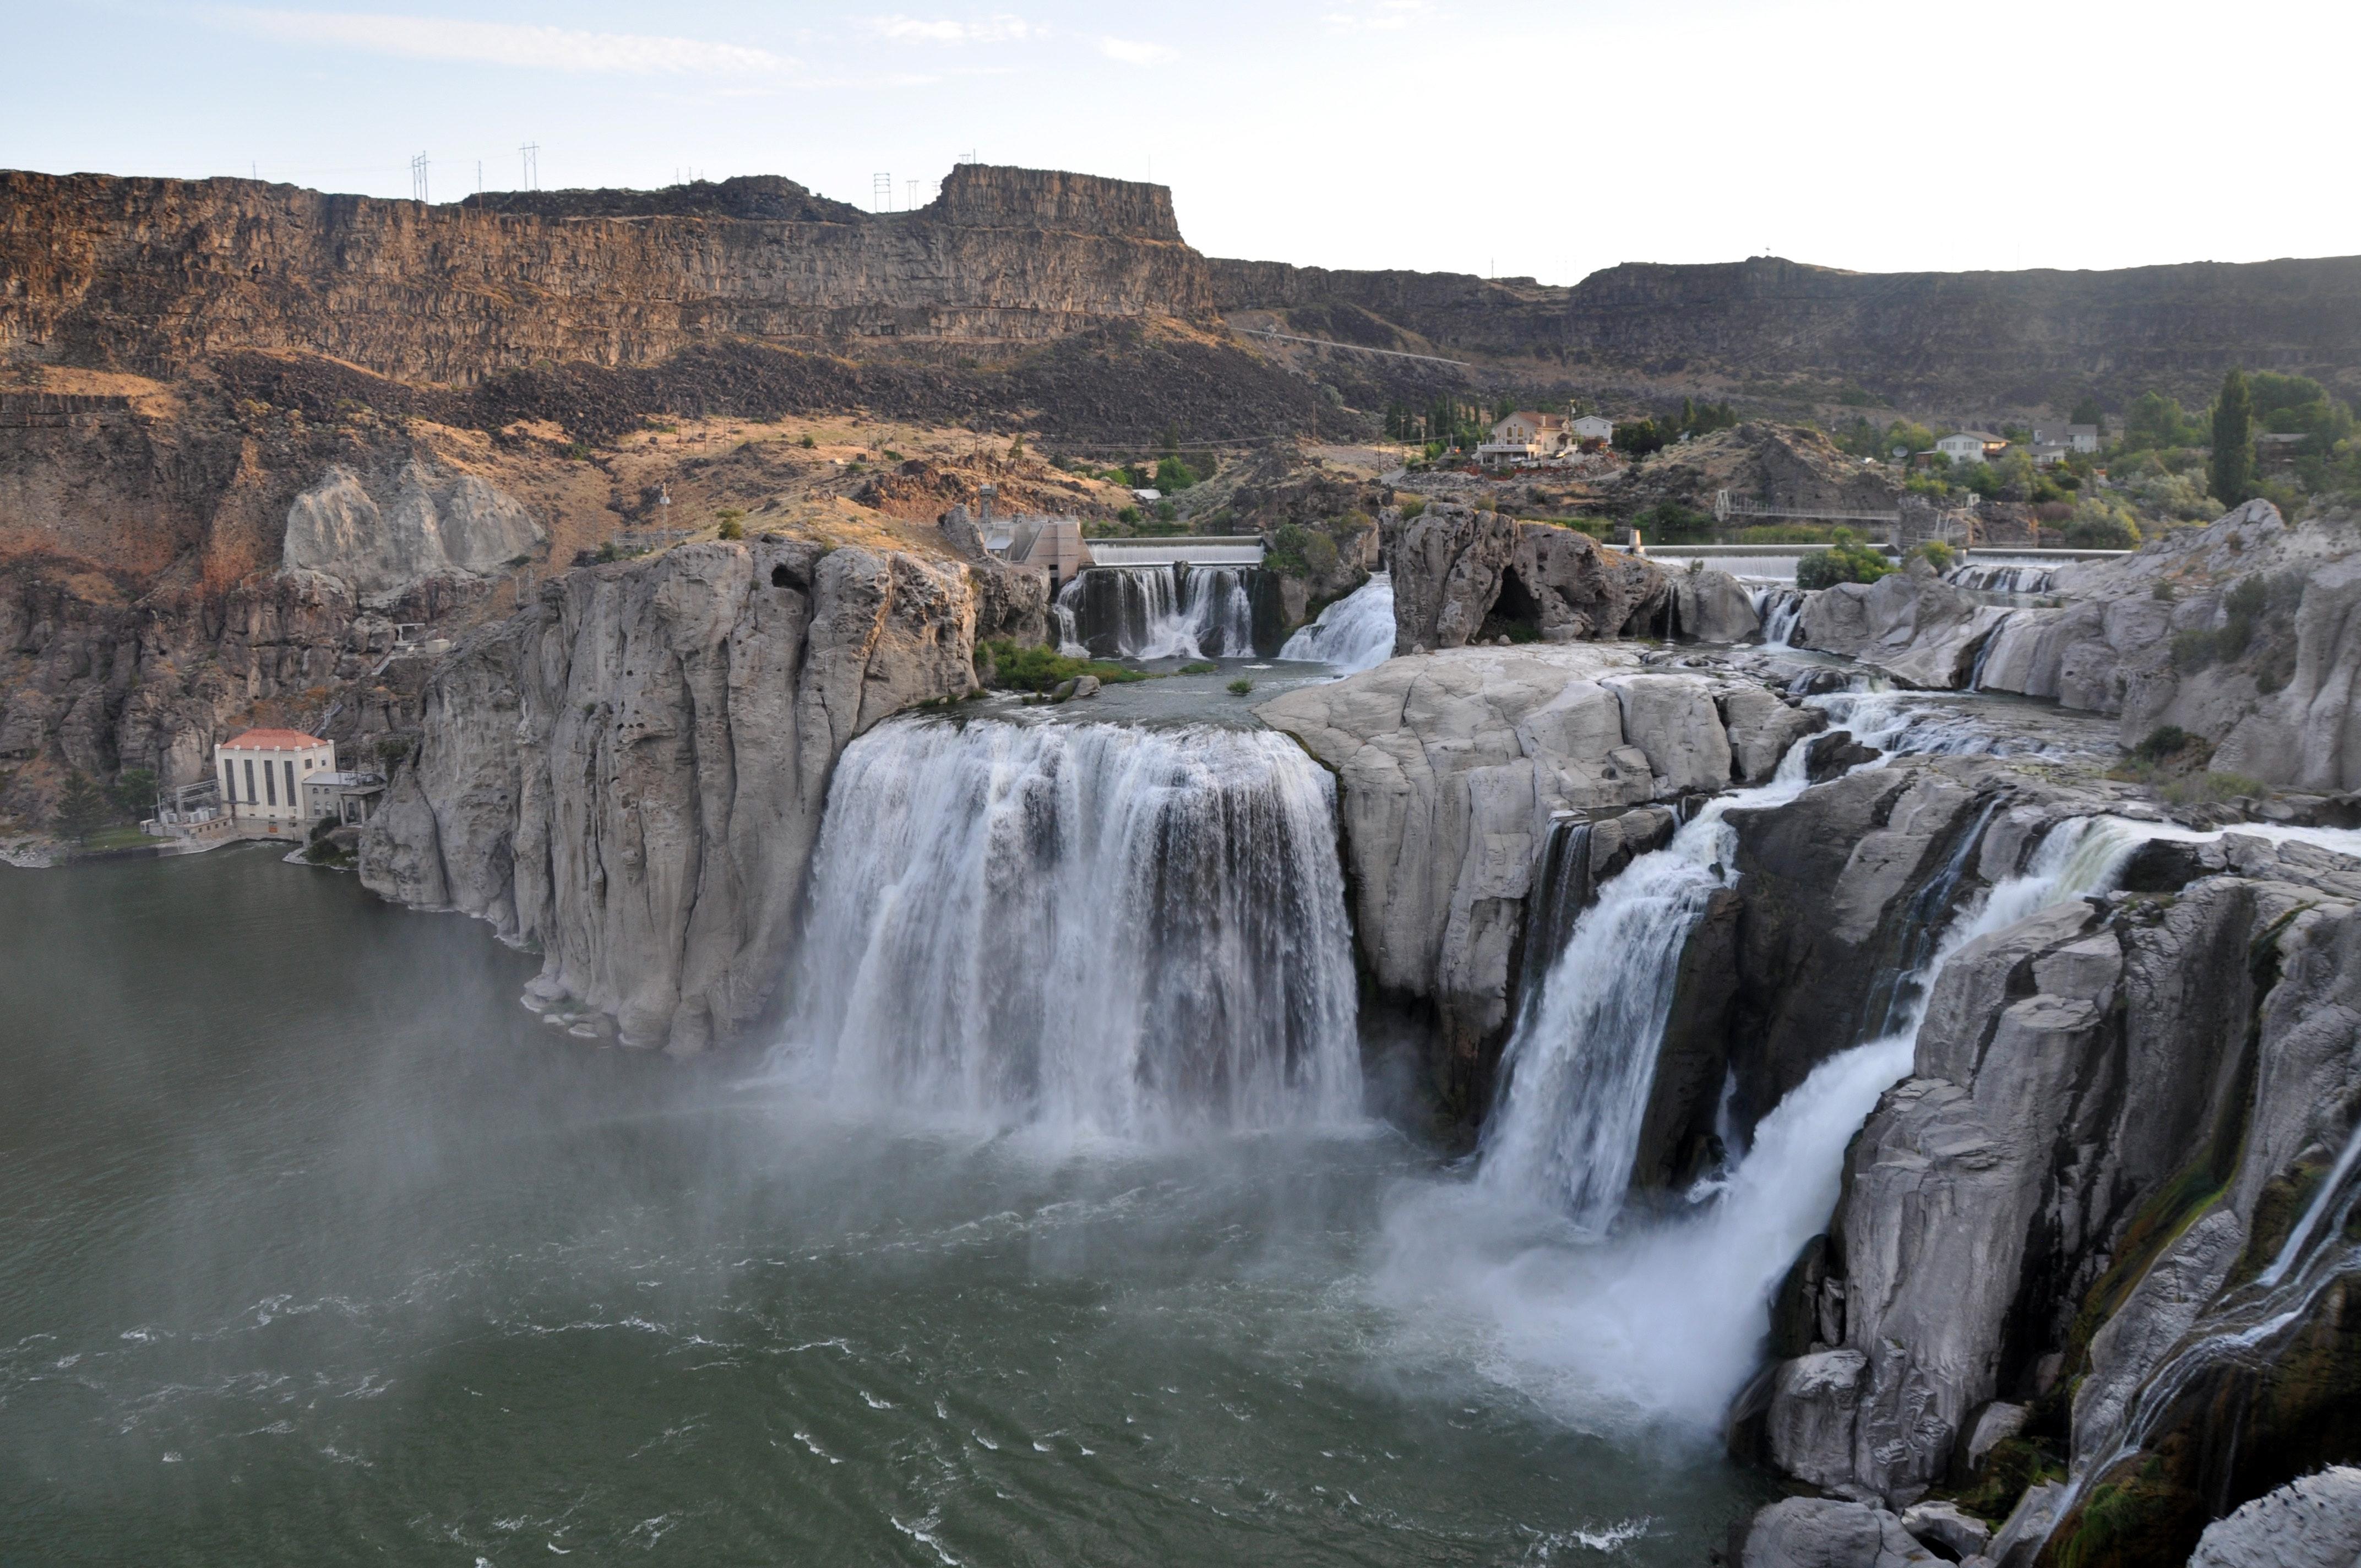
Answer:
0, 165, 1214, 384
358, 537, 1046, 1053
1211, 253, 2361, 407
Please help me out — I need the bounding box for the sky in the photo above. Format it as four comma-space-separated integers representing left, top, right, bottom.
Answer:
7, 0, 2357, 286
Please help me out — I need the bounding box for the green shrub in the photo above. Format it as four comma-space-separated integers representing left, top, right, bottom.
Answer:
1226, 677, 1255, 696
2134, 725, 2192, 762
558, 442, 591, 462
1117, 506, 1142, 526
716, 508, 746, 541
1795, 530, 1895, 590
976, 640, 1146, 694
1399, 497, 1428, 521
1913, 541, 1957, 573
799, 433, 817, 449
1153, 456, 1196, 492
2065, 499, 2142, 549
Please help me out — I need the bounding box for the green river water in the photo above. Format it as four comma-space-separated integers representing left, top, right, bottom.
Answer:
0, 846, 1771, 1565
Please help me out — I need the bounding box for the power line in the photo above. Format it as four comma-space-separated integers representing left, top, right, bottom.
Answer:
409, 152, 429, 203
873, 171, 892, 211
519, 143, 539, 191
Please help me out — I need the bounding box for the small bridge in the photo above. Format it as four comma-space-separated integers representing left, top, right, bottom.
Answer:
1713, 490, 1901, 526
1085, 537, 1265, 568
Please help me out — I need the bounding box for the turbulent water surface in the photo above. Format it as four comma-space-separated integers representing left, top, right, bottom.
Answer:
0, 848, 1776, 1564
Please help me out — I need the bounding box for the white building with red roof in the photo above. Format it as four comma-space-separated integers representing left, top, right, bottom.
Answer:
214, 728, 336, 837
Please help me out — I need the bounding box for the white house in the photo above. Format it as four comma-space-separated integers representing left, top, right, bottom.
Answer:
1478, 410, 1569, 467
215, 728, 336, 838
1935, 431, 2006, 466
2032, 422, 2099, 453
1570, 413, 1614, 444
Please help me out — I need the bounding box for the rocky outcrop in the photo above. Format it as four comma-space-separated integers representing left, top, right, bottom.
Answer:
1255, 645, 1820, 1106
1734, 816, 2361, 1565
360, 539, 1038, 1052
282, 459, 543, 599
1737, 1496, 1937, 1567
1673, 567, 1762, 643
1793, 503, 2361, 792
2188, 1466, 2361, 1568
1793, 563, 2006, 689
1386, 504, 1667, 654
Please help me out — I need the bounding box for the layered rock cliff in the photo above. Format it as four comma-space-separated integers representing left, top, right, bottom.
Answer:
0, 165, 1213, 384
358, 537, 1046, 1052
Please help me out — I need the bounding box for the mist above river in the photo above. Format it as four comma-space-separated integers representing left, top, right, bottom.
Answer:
0, 848, 1771, 1564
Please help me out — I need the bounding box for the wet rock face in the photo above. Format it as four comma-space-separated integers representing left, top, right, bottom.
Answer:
360, 540, 1034, 1053
2188, 1465, 2361, 1568
1386, 505, 1667, 654
1738, 1496, 1937, 1567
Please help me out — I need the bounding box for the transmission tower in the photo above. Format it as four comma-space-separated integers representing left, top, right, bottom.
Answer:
519, 143, 539, 191
410, 153, 429, 202
906, 178, 919, 210
873, 172, 893, 211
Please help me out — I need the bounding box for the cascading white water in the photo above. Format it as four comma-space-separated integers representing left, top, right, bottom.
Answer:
1947, 562, 2058, 595
783, 716, 1362, 1136
1749, 587, 1806, 650
1054, 565, 1258, 660
1808, 685, 2082, 760
1477, 744, 1815, 1233
1279, 572, 1396, 674
1377, 790, 2180, 1436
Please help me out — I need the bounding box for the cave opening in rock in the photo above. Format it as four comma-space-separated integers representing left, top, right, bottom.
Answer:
771, 562, 803, 590
1479, 564, 1543, 644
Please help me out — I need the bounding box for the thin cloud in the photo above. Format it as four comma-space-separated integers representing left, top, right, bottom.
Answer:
1098, 36, 1175, 64
210, 8, 793, 74
868, 14, 1040, 45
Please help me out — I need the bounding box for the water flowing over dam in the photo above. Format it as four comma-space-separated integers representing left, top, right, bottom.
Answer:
1053, 565, 1259, 660
784, 716, 1362, 1135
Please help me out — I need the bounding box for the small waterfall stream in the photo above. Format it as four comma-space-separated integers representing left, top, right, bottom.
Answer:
1749, 587, 1806, 650
1055, 565, 1258, 660
1477, 745, 1814, 1233
1279, 573, 1396, 673
784, 716, 1361, 1135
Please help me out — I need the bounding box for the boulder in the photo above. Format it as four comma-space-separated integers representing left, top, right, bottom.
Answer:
2188, 1466, 2361, 1568
1898, 1500, 1992, 1560
1740, 1498, 1939, 1567
1769, 1349, 1869, 1490
1673, 566, 1763, 642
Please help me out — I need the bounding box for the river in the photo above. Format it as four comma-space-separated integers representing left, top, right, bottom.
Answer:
0, 845, 1773, 1564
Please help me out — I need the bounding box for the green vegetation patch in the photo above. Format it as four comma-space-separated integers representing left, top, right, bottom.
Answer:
1794, 530, 1895, 590
977, 640, 1147, 694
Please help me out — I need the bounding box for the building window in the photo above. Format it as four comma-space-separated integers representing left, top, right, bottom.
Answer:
244, 758, 257, 805
285, 760, 296, 807
222, 759, 236, 804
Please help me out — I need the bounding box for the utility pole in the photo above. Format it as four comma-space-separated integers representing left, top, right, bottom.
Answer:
519, 143, 539, 191
410, 153, 429, 203
906, 178, 918, 210
873, 172, 893, 211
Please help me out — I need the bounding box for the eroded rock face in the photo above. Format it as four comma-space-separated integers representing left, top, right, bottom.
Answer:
282, 460, 545, 599
1739, 1496, 1938, 1567
1255, 645, 1819, 1105
1673, 567, 1763, 643
1738, 821, 2361, 1566
1794, 566, 2006, 690
1388, 505, 1667, 654
361, 540, 1033, 1052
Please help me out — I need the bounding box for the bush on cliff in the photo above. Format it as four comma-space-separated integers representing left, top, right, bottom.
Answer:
2064, 498, 2141, 550
1794, 530, 1894, 589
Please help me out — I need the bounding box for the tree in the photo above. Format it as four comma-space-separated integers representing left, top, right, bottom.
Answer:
55, 771, 112, 843
2211, 368, 2254, 507
110, 767, 157, 818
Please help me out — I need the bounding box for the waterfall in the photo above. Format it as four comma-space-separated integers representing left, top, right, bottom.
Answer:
1477, 744, 1814, 1233
1279, 573, 1396, 674
1750, 587, 1806, 650
783, 716, 1361, 1136
1966, 611, 2017, 691
1054, 565, 1258, 660
1947, 562, 2058, 595
1808, 685, 2078, 761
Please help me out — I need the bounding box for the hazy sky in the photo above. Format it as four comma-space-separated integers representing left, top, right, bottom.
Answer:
9, 1, 2355, 285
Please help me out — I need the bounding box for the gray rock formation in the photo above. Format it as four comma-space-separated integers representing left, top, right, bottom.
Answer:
2188, 1466, 2361, 1568
1255, 645, 1820, 1101
1794, 564, 2006, 689
1897, 1500, 1990, 1560
1674, 566, 1764, 643
1735, 807, 2361, 1564
1792, 502, 2361, 791
1388, 505, 1667, 654
361, 538, 1035, 1052
1740, 1497, 1939, 1567
283, 460, 544, 600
